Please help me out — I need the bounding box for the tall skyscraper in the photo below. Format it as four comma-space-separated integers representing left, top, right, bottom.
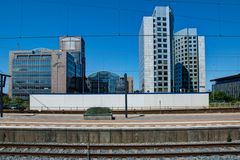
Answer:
139, 6, 206, 93
139, 6, 174, 93
174, 28, 206, 92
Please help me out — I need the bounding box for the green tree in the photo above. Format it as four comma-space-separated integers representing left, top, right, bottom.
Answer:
14, 97, 25, 106
210, 91, 235, 102
3, 95, 11, 105
22, 101, 29, 110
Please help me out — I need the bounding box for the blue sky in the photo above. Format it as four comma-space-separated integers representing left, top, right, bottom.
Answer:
0, 0, 240, 92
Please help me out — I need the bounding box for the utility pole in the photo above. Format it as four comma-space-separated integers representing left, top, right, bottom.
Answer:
82, 57, 86, 94
124, 73, 128, 118
0, 76, 3, 117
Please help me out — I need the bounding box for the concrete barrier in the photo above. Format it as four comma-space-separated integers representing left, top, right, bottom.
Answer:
0, 127, 239, 144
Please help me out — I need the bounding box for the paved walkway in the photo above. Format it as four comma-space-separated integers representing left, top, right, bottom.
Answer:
0, 113, 240, 129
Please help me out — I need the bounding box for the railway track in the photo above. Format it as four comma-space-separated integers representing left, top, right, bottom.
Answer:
4, 107, 240, 114
0, 142, 239, 158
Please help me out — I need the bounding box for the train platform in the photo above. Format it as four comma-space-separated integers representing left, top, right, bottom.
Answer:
0, 112, 240, 129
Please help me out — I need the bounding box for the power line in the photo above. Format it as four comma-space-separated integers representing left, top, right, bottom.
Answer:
26, 0, 240, 24
0, 34, 240, 40
157, 0, 240, 6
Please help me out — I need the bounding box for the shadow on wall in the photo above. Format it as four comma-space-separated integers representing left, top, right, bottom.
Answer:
174, 63, 193, 92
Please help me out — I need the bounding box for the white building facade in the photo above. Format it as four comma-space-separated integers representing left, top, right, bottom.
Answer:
139, 6, 206, 93
174, 28, 206, 92
139, 6, 174, 93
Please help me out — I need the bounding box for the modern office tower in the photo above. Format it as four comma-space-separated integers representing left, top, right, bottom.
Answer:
9, 48, 77, 100
139, 6, 174, 93
174, 28, 206, 92
60, 36, 86, 93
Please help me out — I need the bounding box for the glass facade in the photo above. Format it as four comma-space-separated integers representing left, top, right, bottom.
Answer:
60, 37, 86, 93
10, 37, 87, 100
88, 71, 125, 93
66, 53, 77, 93
12, 53, 52, 100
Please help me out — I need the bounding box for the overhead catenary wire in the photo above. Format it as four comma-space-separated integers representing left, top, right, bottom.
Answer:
157, 0, 240, 6
0, 34, 240, 40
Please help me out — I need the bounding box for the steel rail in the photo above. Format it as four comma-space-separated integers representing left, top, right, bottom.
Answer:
0, 151, 239, 158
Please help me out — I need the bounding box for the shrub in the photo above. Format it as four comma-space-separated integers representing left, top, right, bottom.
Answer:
85, 107, 112, 116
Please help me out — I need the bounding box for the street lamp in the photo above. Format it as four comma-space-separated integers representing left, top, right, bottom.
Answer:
0, 73, 11, 118
124, 73, 128, 118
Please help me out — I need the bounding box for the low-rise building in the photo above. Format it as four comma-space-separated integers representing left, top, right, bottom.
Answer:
8, 48, 77, 100
211, 74, 240, 99
87, 71, 133, 94
9, 36, 86, 100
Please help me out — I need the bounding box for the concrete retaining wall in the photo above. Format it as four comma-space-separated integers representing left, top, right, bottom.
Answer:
30, 93, 209, 111
0, 127, 239, 144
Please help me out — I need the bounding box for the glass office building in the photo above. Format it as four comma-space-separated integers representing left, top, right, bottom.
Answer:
9, 36, 87, 100
10, 49, 52, 100
9, 48, 79, 100
87, 71, 125, 94
60, 36, 86, 93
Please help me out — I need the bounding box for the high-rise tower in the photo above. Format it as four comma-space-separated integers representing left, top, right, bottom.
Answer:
60, 36, 86, 93
174, 28, 206, 92
139, 6, 174, 92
